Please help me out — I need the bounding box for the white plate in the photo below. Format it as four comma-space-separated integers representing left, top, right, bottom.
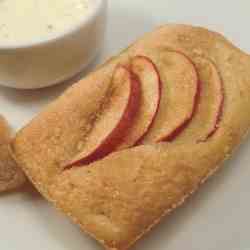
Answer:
1, 1, 250, 249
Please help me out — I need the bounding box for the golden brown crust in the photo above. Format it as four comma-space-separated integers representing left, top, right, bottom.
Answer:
0, 115, 25, 192
12, 24, 250, 249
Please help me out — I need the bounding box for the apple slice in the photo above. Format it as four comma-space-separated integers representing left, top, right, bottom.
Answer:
175, 57, 224, 143
117, 56, 161, 149
65, 66, 141, 167
141, 50, 200, 143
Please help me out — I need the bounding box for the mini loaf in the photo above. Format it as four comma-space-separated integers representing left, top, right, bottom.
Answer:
12, 24, 250, 249
0, 115, 25, 193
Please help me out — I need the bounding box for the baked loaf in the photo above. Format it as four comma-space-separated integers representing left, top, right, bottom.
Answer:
0, 115, 25, 192
12, 25, 250, 249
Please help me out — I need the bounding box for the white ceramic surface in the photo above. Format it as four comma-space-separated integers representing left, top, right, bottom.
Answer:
0, 0, 107, 89
1, 1, 250, 250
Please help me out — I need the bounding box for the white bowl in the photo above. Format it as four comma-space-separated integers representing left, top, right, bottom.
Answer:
0, 0, 107, 89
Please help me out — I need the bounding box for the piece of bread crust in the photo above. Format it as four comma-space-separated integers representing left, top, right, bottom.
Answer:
12, 24, 250, 249
0, 115, 25, 193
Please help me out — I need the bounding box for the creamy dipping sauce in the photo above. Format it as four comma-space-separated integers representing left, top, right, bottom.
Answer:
0, 0, 91, 45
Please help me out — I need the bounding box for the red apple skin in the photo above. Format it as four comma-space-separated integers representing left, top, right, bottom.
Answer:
65, 66, 141, 168
198, 59, 224, 142
140, 50, 200, 144
133, 56, 162, 145
174, 56, 224, 143
117, 55, 162, 148
158, 51, 201, 142
160, 78, 201, 142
